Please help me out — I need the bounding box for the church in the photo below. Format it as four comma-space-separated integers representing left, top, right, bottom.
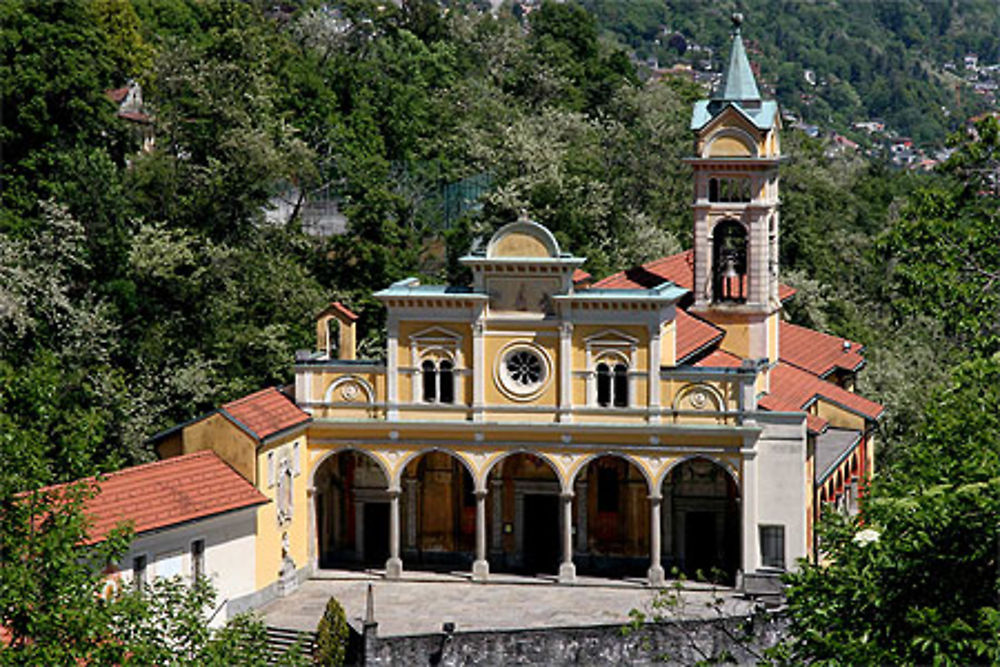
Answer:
140, 18, 881, 613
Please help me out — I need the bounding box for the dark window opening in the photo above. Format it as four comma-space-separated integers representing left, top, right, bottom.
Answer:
439, 360, 454, 404
422, 359, 437, 402
709, 178, 719, 202
191, 540, 205, 580
760, 525, 785, 569
133, 555, 147, 592
596, 363, 611, 406
597, 466, 620, 512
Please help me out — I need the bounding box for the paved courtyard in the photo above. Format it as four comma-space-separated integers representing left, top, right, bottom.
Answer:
259, 570, 755, 637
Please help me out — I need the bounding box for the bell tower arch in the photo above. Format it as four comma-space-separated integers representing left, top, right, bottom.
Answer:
687, 14, 781, 363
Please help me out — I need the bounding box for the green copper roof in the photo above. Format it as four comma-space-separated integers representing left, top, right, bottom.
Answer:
715, 29, 760, 102
690, 15, 778, 132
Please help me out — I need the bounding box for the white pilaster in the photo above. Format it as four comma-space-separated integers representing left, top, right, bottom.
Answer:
647, 324, 661, 422
559, 321, 573, 422
472, 319, 485, 422
386, 316, 399, 420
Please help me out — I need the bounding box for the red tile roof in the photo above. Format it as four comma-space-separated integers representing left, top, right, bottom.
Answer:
572, 268, 592, 285
758, 394, 829, 434
105, 86, 129, 103
329, 301, 358, 322
222, 387, 310, 441
676, 309, 725, 362
43, 451, 268, 544
690, 347, 743, 368
593, 249, 797, 300
767, 361, 884, 421
780, 321, 865, 377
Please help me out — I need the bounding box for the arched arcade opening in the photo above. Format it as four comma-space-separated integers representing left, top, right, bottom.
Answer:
662, 457, 740, 584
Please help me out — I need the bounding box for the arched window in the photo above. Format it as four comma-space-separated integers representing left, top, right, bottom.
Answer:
439, 360, 454, 404
596, 363, 611, 406
613, 364, 628, 407
422, 358, 455, 404
422, 359, 437, 402
712, 219, 747, 303
596, 360, 629, 408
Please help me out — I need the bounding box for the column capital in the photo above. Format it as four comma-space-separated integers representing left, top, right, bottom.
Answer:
559, 491, 575, 500
474, 489, 489, 500
647, 493, 663, 503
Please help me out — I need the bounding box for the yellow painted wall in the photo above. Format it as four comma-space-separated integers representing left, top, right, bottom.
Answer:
182, 413, 257, 483
254, 434, 310, 591
708, 135, 753, 157
491, 231, 551, 257
767, 312, 779, 364
815, 400, 866, 431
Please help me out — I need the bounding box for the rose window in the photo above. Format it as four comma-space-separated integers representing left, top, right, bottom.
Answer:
506, 350, 543, 386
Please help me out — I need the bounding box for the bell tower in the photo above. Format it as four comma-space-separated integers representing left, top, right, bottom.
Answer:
687, 13, 781, 363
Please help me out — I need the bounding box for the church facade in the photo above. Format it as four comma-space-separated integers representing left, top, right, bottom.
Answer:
150, 20, 881, 607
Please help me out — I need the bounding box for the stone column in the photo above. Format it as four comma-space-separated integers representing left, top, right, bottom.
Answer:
558, 492, 576, 583
385, 490, 403, 579
648, 495, 665, 586
472, 490, 489, 581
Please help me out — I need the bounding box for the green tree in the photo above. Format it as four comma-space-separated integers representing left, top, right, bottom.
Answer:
315, 596, 350, 666
881, 117, 1000, 356
782, 356, 1000, 664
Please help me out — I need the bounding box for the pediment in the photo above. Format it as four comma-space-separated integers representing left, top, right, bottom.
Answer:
409, 326, 463, 343
583, 328, 640, 346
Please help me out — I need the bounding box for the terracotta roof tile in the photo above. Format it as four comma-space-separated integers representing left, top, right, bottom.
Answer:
328, 301, 358, 321
593, 249, 796, 300
105, 86, 129, 103
676, 309, 725, 362
39, 451, 269, 544
758, 394, 829, 434
222, 387, 310, 441
780, 321, 865, 377
768, 361, 884, 421
690, 347, 743, 368
572, 268, 592, 285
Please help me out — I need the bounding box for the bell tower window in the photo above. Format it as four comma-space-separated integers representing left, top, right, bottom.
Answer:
712, 219, 747, 303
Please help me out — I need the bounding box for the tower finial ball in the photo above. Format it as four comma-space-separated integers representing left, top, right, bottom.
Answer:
732, 12, 743, 28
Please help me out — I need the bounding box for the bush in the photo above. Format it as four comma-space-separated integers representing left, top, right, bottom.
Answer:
315, 596, 349, 666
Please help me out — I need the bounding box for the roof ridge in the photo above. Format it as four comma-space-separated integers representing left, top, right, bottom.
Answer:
223, 386, 281, 408
33, 450, 219, 495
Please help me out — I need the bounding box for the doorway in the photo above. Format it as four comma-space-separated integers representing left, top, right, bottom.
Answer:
362, 502, 389, 566
522, 494, 560, 574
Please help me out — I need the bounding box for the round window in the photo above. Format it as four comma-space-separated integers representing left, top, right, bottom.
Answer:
495, 344, 550, 400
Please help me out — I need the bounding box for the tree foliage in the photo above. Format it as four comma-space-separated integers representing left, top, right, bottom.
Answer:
782, 357, 1000, 665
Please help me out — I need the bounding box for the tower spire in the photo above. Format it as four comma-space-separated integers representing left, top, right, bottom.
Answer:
716, 13, 760, 102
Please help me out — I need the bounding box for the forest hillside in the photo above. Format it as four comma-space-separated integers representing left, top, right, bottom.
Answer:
1, 1, 998, 662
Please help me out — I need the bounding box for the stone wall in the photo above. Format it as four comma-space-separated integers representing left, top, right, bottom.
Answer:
359, 613, 789, 666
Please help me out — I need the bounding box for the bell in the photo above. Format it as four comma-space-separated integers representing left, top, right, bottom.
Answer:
723, 257, 739, 280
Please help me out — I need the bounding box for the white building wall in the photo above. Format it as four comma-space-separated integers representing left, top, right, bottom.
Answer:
115, 507, 258, 625
750, 414, 809, 571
